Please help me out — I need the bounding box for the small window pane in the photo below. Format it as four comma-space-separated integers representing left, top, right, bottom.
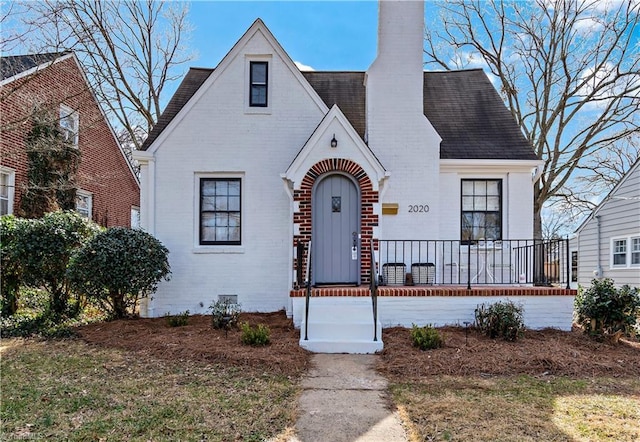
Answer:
474, 196, 486, 210
215, 181, 228, 195
462, 181, 474, 195
228, 181, 240, 196
474, 181, 487, 194
487, 196, 500, 211
228, 196, 240, 211
486, 181, 499, 195
251, 63, 267, 83
461, 196, 474, 211
215, 196, 228, 211
251, 86, 267, 105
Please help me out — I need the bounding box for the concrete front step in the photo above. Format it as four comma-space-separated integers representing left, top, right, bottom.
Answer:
299, 302, 383, 354
299, 338, 384, 354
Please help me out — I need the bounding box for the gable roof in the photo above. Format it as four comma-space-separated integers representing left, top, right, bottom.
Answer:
141, 67, 213, 150
574, 157, 640, 234
0, 51, 71, 81
142, 66, 536, 161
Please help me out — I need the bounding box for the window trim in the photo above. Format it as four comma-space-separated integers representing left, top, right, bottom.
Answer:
610, 235, 640, 268
249, 61, 268, 107
59, 104, 79, 147
199, 177, 242, 246
0, 167, 16, 216
75, 189, 92, 219
460, 178, 503, 244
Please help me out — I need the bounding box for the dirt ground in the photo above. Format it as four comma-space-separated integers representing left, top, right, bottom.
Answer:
76, 311, 640, 379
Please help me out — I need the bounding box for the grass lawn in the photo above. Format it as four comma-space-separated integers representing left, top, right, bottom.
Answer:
391, 376, 640, 442
2, 315, 639, 441
1, 338, 298, 442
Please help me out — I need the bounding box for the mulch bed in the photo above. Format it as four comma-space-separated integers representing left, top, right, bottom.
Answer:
76, 311, 639, 380
76, 311, 312, 377
378, 326, 640, 380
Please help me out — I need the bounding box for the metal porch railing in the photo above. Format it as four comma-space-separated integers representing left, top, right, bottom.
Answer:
375, 239, 570, 289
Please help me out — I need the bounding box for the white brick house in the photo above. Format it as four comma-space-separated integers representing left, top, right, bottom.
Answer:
135, 1, 574, 351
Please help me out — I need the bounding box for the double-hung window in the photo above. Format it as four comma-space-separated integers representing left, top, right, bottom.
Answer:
632, 237, 640, 265
200, 178, 241, 245
59, 105, 79, 147
75, 190, 92, 219
249, 61, 268, 107
0, 168, 15, 215
461, 179, 502, 243
611, 236, 640, 268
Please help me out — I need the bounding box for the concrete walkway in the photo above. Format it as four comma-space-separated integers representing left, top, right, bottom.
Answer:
290, 354, 408, 442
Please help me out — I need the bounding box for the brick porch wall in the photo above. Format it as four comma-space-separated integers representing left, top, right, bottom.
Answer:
293, 158, 379, 285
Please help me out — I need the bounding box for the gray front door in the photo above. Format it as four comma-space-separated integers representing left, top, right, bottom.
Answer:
312, 174, 359, 285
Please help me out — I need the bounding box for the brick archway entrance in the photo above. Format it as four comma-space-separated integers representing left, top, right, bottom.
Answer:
293, 159, 378, 285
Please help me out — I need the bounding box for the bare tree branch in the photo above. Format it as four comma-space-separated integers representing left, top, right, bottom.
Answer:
425, 0, 640, 237
19, 0, 194, 150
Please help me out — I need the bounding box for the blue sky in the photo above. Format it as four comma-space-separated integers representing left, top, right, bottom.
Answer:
188, 1, 380, 71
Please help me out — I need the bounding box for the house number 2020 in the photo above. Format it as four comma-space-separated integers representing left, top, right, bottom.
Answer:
408, 204, 430, 213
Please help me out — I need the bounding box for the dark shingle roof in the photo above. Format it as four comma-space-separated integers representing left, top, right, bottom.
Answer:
0, 52, 71, 81
424, 69, 536, 160
302, 71, 367, 139
142, 67, 536, 161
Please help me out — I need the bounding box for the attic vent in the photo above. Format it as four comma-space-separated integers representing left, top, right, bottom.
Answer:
218, 294, 238, 304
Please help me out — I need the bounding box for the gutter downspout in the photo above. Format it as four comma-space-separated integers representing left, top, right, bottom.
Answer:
595, 215, 603, 278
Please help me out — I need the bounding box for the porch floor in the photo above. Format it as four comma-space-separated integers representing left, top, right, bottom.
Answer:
290, 285, 577, 298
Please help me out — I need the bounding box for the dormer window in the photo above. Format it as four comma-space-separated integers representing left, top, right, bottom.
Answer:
249, 61, 268, 107
60, 105, 79, 147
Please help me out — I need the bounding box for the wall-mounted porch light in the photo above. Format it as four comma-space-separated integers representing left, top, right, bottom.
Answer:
330, 134, 338, 148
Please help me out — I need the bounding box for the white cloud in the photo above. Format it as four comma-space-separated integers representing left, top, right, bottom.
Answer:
294, 61, 314, 71
574, 17, 604, 33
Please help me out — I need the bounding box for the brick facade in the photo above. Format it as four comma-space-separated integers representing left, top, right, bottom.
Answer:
293, 158, 379, 284
0, 55, 139, 226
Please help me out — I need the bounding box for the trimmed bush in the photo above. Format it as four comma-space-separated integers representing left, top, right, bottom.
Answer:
475, 300, 525, 341
67, 227, 171, 319
410, 324, 444, 350
575, 278, 640, 342
1, 215, 24, 316
240, 322, 270, 346
166, 310, 190, 327
6, 211, 101, 316
209, 299, 241, 330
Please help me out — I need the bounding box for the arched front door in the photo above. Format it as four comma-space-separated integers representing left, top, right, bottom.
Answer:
312, 173, 359, 285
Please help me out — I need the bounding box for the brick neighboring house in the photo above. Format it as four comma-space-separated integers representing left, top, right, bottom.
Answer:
1, 51, 139, 227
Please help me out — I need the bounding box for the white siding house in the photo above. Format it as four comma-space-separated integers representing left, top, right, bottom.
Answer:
572, 159, 640, 288
135, 1, 574, 351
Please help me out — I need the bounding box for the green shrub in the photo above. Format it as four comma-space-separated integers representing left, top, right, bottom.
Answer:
575, 278, 640, 341
475, 300, 525, 341
166, 310, 190, 327
240, 322, 270, 346
67, 227, 171, 319
209, 299, 241, 330
1, 215, 24, 316
410, 324, 444, 350
6, 211, 101, 316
